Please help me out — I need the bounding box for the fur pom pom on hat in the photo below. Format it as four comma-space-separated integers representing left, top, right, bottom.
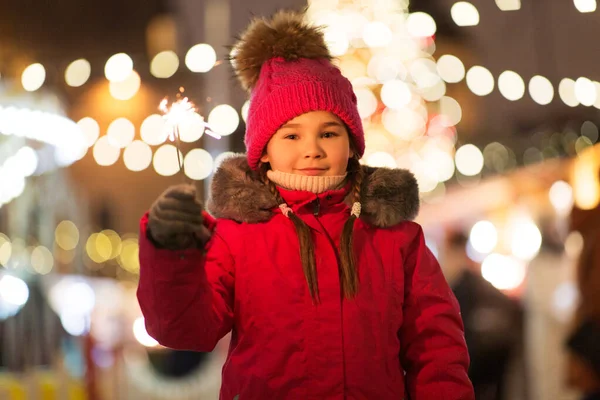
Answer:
230, 10, 332, 92
230, 10, 365, 170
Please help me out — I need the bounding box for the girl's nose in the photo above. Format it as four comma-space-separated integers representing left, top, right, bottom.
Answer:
303, 139, 325, 159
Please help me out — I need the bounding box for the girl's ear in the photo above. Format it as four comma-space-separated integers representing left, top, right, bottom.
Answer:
260, 154, 269, 163
348, 138, 357, 159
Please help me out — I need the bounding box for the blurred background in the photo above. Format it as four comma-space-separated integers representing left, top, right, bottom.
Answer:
1, 0, 599, 398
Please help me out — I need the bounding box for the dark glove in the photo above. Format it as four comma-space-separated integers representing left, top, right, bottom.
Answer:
147, 184, 211, 249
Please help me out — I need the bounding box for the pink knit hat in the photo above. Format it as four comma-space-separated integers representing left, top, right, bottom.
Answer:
231, 11, 365, 170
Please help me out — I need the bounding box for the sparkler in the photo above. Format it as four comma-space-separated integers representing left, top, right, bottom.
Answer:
159, 87, 221, 182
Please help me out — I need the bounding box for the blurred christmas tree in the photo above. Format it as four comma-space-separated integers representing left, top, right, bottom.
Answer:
306, 0, 467, 202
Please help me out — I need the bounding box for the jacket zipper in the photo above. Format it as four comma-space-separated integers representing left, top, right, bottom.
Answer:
312, 198, 320, 216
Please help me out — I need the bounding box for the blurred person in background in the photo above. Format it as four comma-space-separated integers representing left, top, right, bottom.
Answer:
0, 279, 63, 372
525, 217, 580, 400
566, 204, 600, 400
442, 231, 527, 400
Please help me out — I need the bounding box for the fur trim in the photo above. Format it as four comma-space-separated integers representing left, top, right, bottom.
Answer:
230, 10, 332, 92
207, 155, 420, 227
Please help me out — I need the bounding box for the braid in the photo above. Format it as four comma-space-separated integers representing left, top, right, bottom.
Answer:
339, 157, 363, 298
351, 159, 364, 204
259, 164, 320, 302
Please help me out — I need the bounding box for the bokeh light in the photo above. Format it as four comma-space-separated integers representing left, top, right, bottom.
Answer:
124, 141, 152, 172
455, 144, 484, 176
185, 44, 217, 73
93, 136, 121, 166
439, 96, 462, 126
425, 149, 455, 182
153, 144, 183, 177
78, 117, 100, 148
363, 22, 393, 48
150, 51, 179, 79
421, 80, 447, 102
141, 114, 168, 146
559, 78, 579, 107
133, 317, 159, 347
481, 254, 526, 291
61, 314, 89, 337
49, 279, 95, 337
380, 80, 412, 109
55, 221, 80, 251
109, 71, 141, 101
382, 108, 426, 140
466, 66, 494, 96
529, 75, 554, 105
366, 152, 397, 168
86, 233, 112, 263
498, 70, 525, 101
107, 118, 135, 148
572, 151, 600, 210
178, 113, 205, 143
436, 55, 465, 83
101, 230, 122, 259
184, 149, 214, 181
552, 281, 578, 322
31, 246, 54, 275
65, 59, 91, 87
0, 275, 29, 307
14, 146, 38, 177
0, 234, 11, 267
496, 0, 521, 10
355, 88, 379, 119
574, 77, 597, 106
510, 218, 542, 261
324, 29, 350, 56
574, 0, 597, 12
207, 104, 239, 136
22, 63, 46, 92
104, 53, 133, 82
549, 180, 574, 216
410, 59, 440, 89
119, 238, 140, 274
0, 273, 27, 319
451, 2, 480, 26
241, 101, 250, 123
469, 220, 498, 254
406, 12, 436, 38
581, 121, 599, 143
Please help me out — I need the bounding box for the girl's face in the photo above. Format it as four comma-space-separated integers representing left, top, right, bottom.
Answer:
260, 111, 354, 176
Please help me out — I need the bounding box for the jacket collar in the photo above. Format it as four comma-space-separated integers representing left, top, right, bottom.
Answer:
206, 154, 420, 228
275, 181, 351, 216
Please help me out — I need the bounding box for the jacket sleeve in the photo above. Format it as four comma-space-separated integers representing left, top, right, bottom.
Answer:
137, 212, 234, 352
399, 224, 474, 400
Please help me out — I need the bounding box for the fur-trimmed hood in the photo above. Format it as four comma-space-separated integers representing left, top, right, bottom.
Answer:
206, 155, 420, 228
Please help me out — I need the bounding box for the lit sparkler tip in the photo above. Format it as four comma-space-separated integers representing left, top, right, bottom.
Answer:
157, 90, 221, 142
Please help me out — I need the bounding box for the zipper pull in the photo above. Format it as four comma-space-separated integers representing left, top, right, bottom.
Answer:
313, 198, 320, 216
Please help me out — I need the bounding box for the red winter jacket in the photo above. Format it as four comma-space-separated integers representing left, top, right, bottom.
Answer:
137, 155, 474, 400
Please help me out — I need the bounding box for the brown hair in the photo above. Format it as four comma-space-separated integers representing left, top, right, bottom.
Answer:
257, 155, 364, 302
339, 156, 363, 299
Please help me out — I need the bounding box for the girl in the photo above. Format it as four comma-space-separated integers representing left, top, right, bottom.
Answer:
138, 10, 474, 400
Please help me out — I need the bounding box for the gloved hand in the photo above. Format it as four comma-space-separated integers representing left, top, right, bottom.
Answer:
147, 184, 211, 249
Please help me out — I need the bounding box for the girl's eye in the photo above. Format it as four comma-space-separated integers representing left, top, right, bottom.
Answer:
322, 132, 338, 138
284, 134, 298, 140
